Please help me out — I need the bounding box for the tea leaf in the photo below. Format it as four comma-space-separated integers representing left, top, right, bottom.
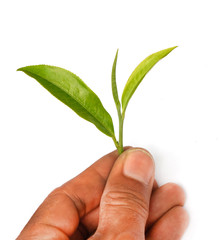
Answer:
111, 49, 124, 153
111, 49, 121, 117
17, 65, 115, 137
121, 46, 177, 115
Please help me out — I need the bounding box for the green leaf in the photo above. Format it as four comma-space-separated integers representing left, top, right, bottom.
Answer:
121, 46, 177, 115
111, 49, 121, 116
111, 49, 124, 154
17, 65, 115, 137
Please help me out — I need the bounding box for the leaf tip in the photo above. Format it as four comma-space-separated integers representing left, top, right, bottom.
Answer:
163, 46, 178, 57
17, 66, 28, 72
116, 48, 119, 56
171, 46, 178, 50
17, 67, 23, 72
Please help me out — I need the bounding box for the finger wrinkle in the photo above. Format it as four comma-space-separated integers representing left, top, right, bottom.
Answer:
102, 189, 149, 220
57, 188, 87, 219
17, 222, 70, 240
91, 164, 108, 185
36, 222, 70, 239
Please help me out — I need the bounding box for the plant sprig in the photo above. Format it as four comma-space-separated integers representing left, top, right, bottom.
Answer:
18, 46, 177, 154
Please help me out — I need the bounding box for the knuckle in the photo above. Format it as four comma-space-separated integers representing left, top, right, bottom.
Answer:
103, 189, 149, 219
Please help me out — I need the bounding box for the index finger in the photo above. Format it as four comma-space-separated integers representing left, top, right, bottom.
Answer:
17, 149, 121, 239
59, 148, 121, 216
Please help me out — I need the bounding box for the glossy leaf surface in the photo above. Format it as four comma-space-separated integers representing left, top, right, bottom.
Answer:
17, 65, 115, 137
121, 46, 177, 114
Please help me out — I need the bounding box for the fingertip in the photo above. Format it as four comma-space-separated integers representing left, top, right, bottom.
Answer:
164, 183, 186, 206
123, 148, 155, 184
178, 206, 190, 229
147, 206, 189, 240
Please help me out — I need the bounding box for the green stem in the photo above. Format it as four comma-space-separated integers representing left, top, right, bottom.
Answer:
112, 107, 124, 155
117, 109, 126, 154
118, 114, 124, 154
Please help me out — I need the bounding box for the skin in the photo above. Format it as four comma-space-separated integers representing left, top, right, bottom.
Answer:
16, 147, 189, 240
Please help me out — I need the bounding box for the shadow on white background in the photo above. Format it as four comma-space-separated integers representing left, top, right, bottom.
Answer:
1, 0, 221, 239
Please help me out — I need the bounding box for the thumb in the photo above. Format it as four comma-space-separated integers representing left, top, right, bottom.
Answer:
91, 148, 155, 240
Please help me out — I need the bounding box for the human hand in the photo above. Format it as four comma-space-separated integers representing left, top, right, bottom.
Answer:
17, 148, 189, 240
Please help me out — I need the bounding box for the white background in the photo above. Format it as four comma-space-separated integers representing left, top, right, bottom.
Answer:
1, 0, 221, 239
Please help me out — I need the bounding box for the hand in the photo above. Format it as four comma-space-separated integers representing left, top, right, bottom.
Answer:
17, 148, 189, 240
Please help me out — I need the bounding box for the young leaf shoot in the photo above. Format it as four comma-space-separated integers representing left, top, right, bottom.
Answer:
18, 46, 177, 154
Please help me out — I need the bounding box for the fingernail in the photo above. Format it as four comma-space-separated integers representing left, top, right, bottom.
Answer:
123, 149, 154, 184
